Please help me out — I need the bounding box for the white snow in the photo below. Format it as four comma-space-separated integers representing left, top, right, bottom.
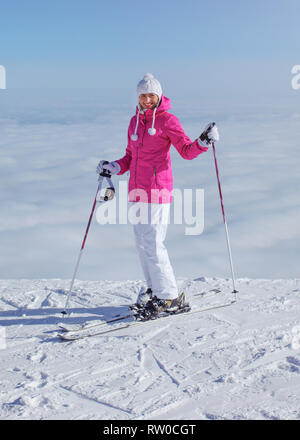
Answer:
0, 277, 300, 420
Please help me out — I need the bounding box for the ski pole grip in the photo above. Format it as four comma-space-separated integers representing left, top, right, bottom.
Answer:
200, 122, 216, 144
100, 161, 112, 178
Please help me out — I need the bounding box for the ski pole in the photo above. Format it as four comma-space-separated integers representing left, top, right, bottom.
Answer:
211, 140, 238, 297
61, 169, 115, 316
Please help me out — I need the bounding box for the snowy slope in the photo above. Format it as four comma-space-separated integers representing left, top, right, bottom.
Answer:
0, 277, 300, 420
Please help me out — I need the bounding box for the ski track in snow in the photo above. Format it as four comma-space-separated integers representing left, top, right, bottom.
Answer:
0, 277, 300, 420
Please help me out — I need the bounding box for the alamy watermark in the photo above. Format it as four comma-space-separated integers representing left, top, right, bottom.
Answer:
0, 327, 6, 350
96, 181, 204, 235
291, 65, 300, 90
0, 65, 6, 89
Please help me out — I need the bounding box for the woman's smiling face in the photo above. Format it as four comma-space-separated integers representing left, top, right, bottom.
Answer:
139, 93, 159, 110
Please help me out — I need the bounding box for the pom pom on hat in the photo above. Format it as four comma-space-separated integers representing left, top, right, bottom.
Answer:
137, 73, 162, 101
143, 73, 155, 80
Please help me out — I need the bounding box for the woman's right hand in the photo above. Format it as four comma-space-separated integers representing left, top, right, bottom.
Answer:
96, 160, 120, 175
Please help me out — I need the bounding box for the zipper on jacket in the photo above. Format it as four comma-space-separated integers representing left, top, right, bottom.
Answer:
134, 113, 147, 198
154, 166, 157, 185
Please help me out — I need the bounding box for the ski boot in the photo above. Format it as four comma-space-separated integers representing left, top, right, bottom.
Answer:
136, 292, 190, 321
129, 287, 153, 312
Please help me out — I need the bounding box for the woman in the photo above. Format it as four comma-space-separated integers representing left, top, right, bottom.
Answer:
97, 73, 219, 319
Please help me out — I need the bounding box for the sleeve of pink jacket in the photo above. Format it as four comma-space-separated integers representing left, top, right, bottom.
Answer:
165, 114, 209, 160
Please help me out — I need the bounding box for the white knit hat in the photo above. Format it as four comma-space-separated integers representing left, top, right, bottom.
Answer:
131, 73, 162, 141
136, 73, 162, 101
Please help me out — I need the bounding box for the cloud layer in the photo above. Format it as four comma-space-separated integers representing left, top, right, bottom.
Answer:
0, 91, 299, 281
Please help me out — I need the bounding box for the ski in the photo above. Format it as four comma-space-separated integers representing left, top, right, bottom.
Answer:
58, 297, 236, 341
58, 289, 222, 334
58, 313, 132, 333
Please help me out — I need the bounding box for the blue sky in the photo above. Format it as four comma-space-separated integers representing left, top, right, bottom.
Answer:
0, 0, 299, 97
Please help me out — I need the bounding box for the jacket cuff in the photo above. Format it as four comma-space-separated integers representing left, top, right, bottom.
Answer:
115, 160, 125, 175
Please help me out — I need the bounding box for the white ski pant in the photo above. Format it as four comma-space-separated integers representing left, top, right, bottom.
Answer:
132, 203, 178, 300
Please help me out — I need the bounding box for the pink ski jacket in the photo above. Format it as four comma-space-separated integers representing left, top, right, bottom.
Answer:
116, 95, 208, 203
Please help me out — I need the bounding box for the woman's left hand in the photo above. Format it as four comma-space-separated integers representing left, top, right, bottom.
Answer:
199, 122, 220, 146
